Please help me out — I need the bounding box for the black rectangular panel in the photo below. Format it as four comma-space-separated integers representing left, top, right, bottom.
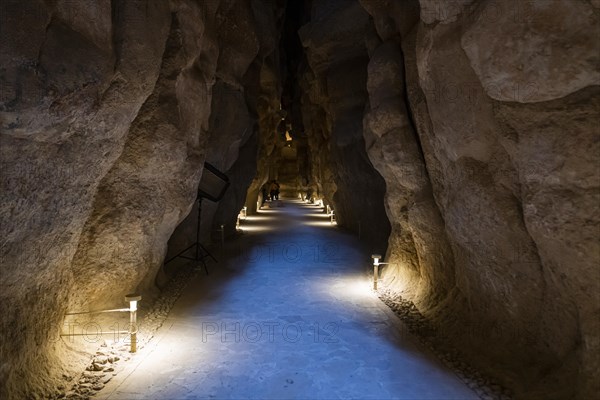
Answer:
198, 162, 230, 202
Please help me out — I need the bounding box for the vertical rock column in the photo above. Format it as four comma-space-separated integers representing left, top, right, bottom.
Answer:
359, 0, 600, 397
1, 0, 285, 397
166, 0, 284, 250
1, 0, 172, 397
363, 38, 457, 310
298, 0, 391, 250
69, 1, 221, 313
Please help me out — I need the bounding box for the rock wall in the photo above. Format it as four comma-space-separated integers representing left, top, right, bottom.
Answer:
1, 1, 170, 397
357, 0, 599, 398
0, 1, 282, 398
298, 0, 391, 250
168, 1, 283, 251
285, 0, 599, 397
1, 0, 598, 399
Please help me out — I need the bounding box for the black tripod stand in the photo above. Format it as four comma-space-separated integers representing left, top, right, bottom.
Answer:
164, 197, 217, 274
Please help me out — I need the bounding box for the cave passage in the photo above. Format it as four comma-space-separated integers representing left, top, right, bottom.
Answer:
101, 199, 475, 399
1, 0, 598, 398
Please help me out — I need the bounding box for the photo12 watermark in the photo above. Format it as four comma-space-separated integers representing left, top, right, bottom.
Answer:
200, 320, 340, 344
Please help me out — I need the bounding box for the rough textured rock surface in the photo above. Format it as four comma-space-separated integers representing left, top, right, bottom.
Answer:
1, 1, 171, 397
359, 0, 600, 398
461, 0, 600, 102
298, 0, 391, 250
167, 1, 283, 252
0, 1, 282, 398
1, 0, 598, 399
363, 38, 456, 311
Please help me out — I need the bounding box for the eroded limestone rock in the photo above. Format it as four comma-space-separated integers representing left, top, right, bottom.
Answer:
360, 0, 600, 398
299, 0, 391, 249
1, 1, 598, 399
461, 0, 600, 102
0, 1, 282, 398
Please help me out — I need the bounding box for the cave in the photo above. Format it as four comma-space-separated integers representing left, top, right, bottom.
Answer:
1, 1, 598, 399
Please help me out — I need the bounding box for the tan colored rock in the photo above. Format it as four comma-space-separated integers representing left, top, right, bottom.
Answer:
1, 1, 598, 399
0, 1, 282, 398
1, 0, 171, 397
361, 0, 600, 398
167, 0, 282, 251
364, 40, 456, 308
493, 89, 600, 398
419, 0, 475, 24
54, 0, 112, 51
69, 3, 215, 314
461, 0, 600, 102
299, 0, 391, 248
358, 0, 419, 40
298, 1, 372, 74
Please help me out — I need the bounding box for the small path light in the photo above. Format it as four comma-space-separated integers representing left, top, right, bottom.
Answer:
220, 224, 225, 248
125, 294, 142, 353
371, 255, 389, 291
371, 254, 381, 290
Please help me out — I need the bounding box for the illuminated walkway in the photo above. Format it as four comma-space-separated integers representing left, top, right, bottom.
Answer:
101, 199, 477, 400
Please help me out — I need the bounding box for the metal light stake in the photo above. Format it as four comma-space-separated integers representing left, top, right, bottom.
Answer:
371, 255, 388, 291
125, 294, 141, 353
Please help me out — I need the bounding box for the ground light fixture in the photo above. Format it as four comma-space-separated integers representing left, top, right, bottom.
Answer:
125, 294, 141, 353
371, 255, 388, 291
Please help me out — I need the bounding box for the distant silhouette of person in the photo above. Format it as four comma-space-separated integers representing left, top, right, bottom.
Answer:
261, 184, 268, 205
274, 180, 280, 200
269, 180, 277, 201
269, 180, 280, 201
